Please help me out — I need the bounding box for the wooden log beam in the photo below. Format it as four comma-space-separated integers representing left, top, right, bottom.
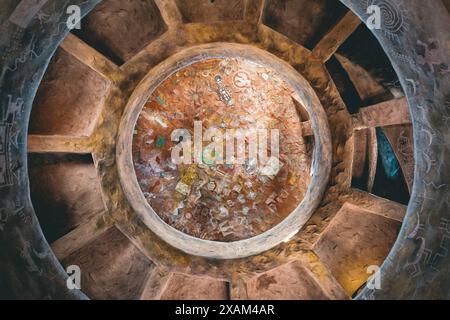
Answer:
353, 97, 411, 130
28, 135, 92, 154
313, 11, 361, 62
60, 34, 121, 82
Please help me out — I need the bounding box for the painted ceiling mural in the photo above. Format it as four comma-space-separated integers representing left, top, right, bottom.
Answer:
133, 58, 311, 241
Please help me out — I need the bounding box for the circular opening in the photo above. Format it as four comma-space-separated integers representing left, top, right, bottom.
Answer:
132, 58, 313, 241
117, 43, 332, 259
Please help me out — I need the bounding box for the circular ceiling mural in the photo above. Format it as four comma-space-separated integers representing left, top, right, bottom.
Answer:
132, 57, 313, 241
117, 43, 332, 259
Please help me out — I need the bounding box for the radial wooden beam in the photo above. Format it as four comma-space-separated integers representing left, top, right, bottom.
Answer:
114, 221, 163, 264
335, 53, 388, 101
313, 11, 362, 62
60, 33, 121, 82
351, 127, 378, 192
352, 129, 368, 179
140, 266, 172, 300
28, 135, 93, 154
353, 97, 411, 130
51, 214, 110, 261
154, 0, 183, 29
297, 251, 350, 300
257, 23, 313, 61
245, 0, 265, 25
366, 128, 378, 192
229, 273, 252, 300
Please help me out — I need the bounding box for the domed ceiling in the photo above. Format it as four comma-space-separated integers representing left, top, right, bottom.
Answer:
0, 0, 449, 301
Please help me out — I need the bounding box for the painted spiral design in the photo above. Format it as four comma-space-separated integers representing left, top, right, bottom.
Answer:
369, 0, 405, 34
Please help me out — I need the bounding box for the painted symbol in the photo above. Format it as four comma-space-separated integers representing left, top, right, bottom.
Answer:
233, 71, 251, 88
0, 95, 24, 188
156, 96, 165, 106
9, 0, 49, 28
156, 135, 166, 148
215, 75, 234, 107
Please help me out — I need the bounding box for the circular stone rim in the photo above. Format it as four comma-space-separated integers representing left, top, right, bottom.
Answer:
117, 43, 332, 259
